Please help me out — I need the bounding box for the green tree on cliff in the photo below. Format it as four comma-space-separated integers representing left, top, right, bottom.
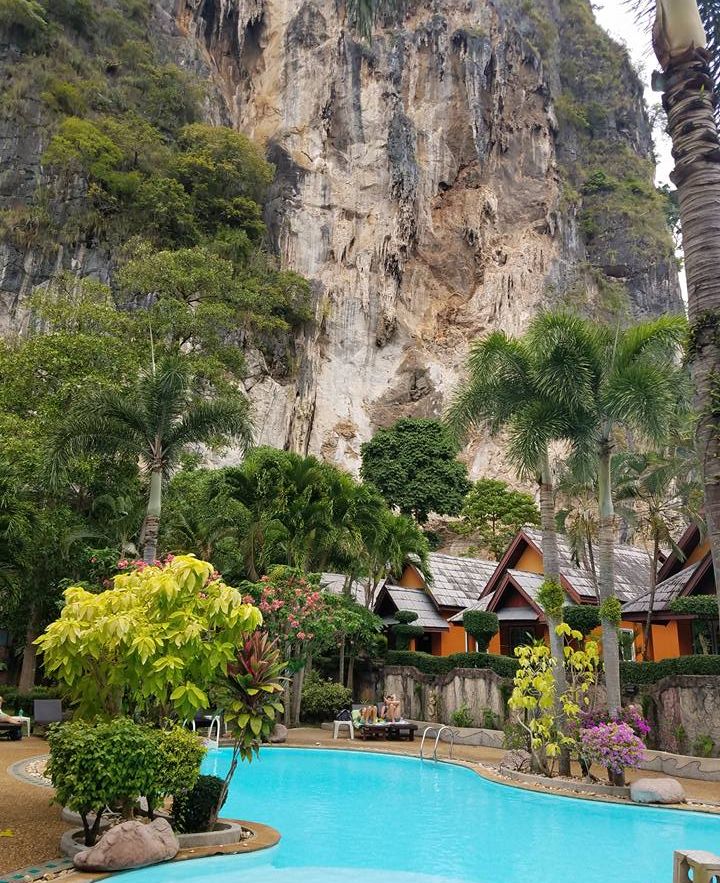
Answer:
458, 478, 541, 559
360, 418, 470, 524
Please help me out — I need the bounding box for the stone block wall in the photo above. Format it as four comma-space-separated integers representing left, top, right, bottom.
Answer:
639, 676, 720, 757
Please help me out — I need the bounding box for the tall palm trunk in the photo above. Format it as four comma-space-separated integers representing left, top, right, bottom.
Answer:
642, 535, 661, 660
597, 440, 622, 717
656, 41, 720, 624
538, 451, 570, 777
142, 468, 163, 564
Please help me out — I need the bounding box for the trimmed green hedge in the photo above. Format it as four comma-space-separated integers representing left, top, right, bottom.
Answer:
621, 655, 720, 685
385, 650, 518, 679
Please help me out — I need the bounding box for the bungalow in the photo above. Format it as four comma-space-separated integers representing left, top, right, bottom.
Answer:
374, 553, 497, 655
621, 524, 717, 660
451, 526, 654, 658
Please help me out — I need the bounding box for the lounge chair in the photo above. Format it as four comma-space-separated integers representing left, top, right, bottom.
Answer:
33, 699, 63, 733
0, 721, 22, 740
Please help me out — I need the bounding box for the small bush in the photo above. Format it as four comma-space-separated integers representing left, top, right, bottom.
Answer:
147, 726, 205, 813
563, 604, 600, 636
172, 774, 226, 834
450, 704, 474, 728
481, 707, 500, 730
620, 655, 720, 685
393, 610, 424, 650
463, 610, 499, 652
300, 675, 352, 723
47, 718, 158, 845
692, 734, 715, 758
503, 722, 528, 750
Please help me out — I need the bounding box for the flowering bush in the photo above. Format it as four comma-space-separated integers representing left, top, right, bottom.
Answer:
243, 568, 324, 651
579, 721, 645, 775
580, 705, 651, 739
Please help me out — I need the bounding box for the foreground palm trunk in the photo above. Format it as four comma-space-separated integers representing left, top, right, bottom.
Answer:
142, 468, 163, 564
597, 444, 622, 718
654, 1, 720, 622
538, 453, 571, 778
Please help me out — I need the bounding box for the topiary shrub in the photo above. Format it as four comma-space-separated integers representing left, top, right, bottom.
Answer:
563, 604, 601, 636
393, 610, 424, 650
46, 718, 159, 845
300, 674, 352, 723
463, 610, 499, 652
172, 774, 226, 834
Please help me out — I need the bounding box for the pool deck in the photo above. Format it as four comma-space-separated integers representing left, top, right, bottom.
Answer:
2, 730, 720, 878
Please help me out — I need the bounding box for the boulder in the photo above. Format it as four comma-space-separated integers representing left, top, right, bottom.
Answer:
269, 723, 288, 743
73, 818, 179, 871
630, 777, 686, 805
501, 749, 532, 772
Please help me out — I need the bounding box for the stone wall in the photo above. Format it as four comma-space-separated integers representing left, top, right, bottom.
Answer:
382, 665, 509, 727
639, 676, 720, 758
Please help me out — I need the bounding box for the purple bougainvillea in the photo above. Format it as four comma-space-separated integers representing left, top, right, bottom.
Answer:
579, 721, 646, 775
580, 705, 651, 739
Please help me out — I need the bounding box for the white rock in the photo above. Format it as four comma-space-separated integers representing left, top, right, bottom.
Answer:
630, 777, 686, 804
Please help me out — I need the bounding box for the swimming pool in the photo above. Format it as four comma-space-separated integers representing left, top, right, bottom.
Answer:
120, 747, 720, 883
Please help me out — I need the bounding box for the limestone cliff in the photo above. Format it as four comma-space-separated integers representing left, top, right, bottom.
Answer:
0, 0, 683, 476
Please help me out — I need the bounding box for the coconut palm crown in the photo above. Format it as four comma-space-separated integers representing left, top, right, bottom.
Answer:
51, 355, 253, 563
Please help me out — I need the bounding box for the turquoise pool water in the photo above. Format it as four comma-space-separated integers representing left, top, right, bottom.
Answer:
121, 747, 720, 883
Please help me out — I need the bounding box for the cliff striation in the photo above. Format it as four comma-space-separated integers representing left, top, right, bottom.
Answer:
0, 0, 682, 475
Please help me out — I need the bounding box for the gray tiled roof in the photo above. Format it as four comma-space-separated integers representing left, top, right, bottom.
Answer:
521, 527, 652, 603
320, 572, 365, 603
423, 553, 497, 609
448, 594, 493, 622
621, 564, 700, 615
385, 587, 449, 630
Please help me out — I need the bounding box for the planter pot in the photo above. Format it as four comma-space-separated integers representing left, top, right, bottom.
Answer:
61, 807, 111, 828
61, 819, 248, 858
176, 820, 247, 848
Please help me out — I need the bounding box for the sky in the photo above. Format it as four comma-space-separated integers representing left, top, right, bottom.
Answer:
593, 0, 674, 185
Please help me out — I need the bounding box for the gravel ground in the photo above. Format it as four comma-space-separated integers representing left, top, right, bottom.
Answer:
0, 737, 71, 875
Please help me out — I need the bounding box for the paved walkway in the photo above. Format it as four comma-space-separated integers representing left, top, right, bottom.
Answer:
2, 729, 719, 877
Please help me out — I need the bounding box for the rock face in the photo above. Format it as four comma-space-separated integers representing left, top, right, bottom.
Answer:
630, 776, 686, 804
73, 818, 179, 871
0, 0, 683, 477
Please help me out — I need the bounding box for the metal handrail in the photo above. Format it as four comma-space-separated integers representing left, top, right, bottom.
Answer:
420, 724, 456, 761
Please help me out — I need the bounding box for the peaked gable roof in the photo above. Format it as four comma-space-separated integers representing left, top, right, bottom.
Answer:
375, 585, 449, 631
423, 553, 497, 609
622, 551, 714, 617
656, 523, 703, 583
482, 525, 652, 604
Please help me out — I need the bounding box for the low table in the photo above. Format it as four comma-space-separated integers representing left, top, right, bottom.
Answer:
358, 722, 418, 742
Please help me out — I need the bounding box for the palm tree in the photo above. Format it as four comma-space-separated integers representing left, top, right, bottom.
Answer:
360, 509, 430, 608
528, 313, 687, 719
646, 0, 720, 621
614, 441, 702, 657
52, 356, 252, 563
447, 329, 593, 776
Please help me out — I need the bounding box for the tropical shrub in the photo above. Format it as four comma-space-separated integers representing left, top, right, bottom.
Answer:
47, 718, 159, 845
580, 705, 650, 740
392, 610, 424, 650
146, 726, 206, 815
36, 555, 262, 718
562, 604, 601, 636
463, 610, 499, 652
301, 674, 352, 723
579, 721, 645, 777
172, 775, 226, 834
450, 704, 474, 728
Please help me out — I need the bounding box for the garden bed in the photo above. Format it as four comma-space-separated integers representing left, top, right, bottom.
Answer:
499, 767, 631, 798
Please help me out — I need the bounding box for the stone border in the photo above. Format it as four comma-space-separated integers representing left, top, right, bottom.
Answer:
639, 750, 720, 782
7, 755, 53, 789
61, 821, 250, 858
499, 767, 631, 798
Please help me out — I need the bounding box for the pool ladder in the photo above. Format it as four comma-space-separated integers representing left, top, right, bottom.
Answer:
420, 725, 456, 761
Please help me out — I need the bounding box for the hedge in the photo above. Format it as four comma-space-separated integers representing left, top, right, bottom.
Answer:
0, 686, 62, 714
621, 655, 720, 685
385, 650, 518, 679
